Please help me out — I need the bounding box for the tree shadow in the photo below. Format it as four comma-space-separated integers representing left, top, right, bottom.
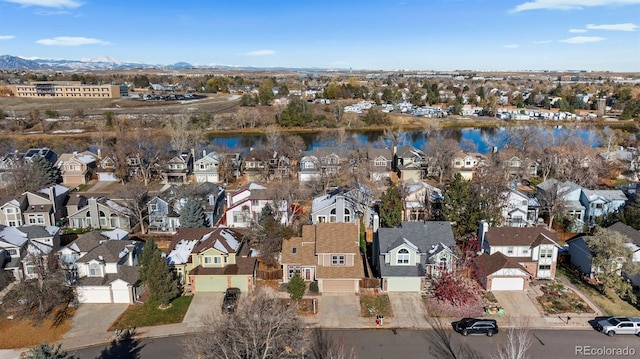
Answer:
94, 336, 145, 359
423, 318, 484, 359
309, 328, 357, 359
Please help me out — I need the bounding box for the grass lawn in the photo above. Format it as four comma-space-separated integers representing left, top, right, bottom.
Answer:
0, 312, 73, 349
557, 266, 640, 317
108, 296, 193, 330
360, 294, 394, 318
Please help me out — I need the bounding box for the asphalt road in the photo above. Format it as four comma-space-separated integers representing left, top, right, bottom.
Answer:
70, 329, 640, 359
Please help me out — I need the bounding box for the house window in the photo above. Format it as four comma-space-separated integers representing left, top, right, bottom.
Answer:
331, 255, 345, 266
538, 265, 551, 271
522, 248, 529, 255
110, 214, 118, 228
4, 207, 15, 214
214, 257, 221, 264
292, 247, 297, 254
88, 263, 102, 277
374, 158, 386, 166
150, 204, 158, 212
439, 257, 448, 271
317, 216, 327, 223
99, 211, 107, 226
595, 203, 603, 209
288, 265, 301, 278
507, 247, 514, 255
330, 208, 337, 223
7, 249, 18, 256
28, 214, 45, 224
344, 208, 351, 223
26, 265, 36, 276
397, 249, 409, 264
204, 257, 212, 264
455, 160, 461, 166
304, 161, 315, 169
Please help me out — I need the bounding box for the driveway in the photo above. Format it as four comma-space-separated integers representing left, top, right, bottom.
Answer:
387, 293, 430, 328
317, 293, 360, 328
64, 303, 129, 339
182, 293, 224, 328
492, 290, 542, 318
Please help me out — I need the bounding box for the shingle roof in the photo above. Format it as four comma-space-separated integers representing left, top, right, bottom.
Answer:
77, 265, 140, 286
607, 222, 640, 246
377, 221, 455, 253
313, 223, 360, 253
77, 240, 140, 264
189, 257, 257, 276
485, 227, 559, 247
67, 231, 108, 253
474, 252, 530, 276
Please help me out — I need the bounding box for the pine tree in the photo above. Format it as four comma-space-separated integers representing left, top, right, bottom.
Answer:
179, 198, 207, 228
138, 239, 158, 283
442, 173, 481, 239
31, 154, 59, 187
287, 273, 306, 301
23, 343, 75, 359
379, 184, 402, 228
146, 245, 181, 306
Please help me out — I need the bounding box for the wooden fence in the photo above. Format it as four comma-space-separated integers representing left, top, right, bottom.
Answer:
359, 278, 381, 288
256, 268, 283, 280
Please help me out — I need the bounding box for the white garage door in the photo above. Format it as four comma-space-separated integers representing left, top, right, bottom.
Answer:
77, 286, 112, 303
112, 288, 131, 303
491, 277, 525, 291
322, 279, 356, 293
386, 277, 421, 292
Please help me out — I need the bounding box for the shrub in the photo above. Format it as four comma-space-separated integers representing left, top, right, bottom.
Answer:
309, 281, 319, 293
287, 274, 306, 301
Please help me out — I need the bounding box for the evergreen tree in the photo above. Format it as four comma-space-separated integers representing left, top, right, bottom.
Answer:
23, 343, 75, 359
179, 198, 207, 228
442, 173, 481, 239
138, 239, 158, 283
31, 154, 59, 187
145, 244, 181, 306
379, 184, 402, 228
287, 273, 306, 301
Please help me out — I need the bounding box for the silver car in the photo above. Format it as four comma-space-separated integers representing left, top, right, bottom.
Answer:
595, 317, 640, 336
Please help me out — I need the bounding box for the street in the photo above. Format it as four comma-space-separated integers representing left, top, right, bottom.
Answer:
69, 329, 640, 359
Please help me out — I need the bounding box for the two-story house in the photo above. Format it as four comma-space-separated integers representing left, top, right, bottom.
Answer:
298, 147, 345, 182
399, 179, 443, 222
451, 152, 486, 180
476, 225, 561, 290
55, 151, 99, 186
374, 221, 457, 292
0, 184, 68, 227
394, 146, 427, 181
493, 148, 538, 180
74, 239, 143, 303
193, 150, 221, 184
0, 224, 60, 282
281, 223, 364, 293
165, 227, 256, 293
310, 183, 375, 229
224, 183, 288, 228
536, 179, 586, 232
580, 188, 627, 227
162, 150, 193, 184
66, 195, 134, 231
365, 148, 394, 183
502, 189, 539, 227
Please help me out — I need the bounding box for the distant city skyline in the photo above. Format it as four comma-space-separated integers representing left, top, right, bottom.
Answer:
0, 0, 639, 72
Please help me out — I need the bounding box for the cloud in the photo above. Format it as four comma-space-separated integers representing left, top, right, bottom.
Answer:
511, 0, 640, 12
504, 44, 519, 48
0, 35, 15, 40
244, 49, 276, 56
560, 36, 606, 43
587, 23, 638, 31
569, 28, 587, 33
532, 40, 552, 44
4, 0, 82, 8
36, 36, 110, 46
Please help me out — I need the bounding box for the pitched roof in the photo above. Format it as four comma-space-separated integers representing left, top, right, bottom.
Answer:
474, 252, 530, 276
607, 222, 640, 246
377, 221, 455, 253
77, 239, 140, 264
77, 265, 140, 286
66, 231, 109, 254
167, 227, 245, 265
485, 227, 559, 247
312, 223, 360, 253
189, 257, 257, 276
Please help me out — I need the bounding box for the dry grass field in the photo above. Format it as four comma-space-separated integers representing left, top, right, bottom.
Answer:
0, 312, 74, 349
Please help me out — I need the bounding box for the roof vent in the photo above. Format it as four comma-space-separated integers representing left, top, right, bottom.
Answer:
98, 255, 104, 261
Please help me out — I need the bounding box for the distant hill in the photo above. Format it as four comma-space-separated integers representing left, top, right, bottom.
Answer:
0, 55, 48, 70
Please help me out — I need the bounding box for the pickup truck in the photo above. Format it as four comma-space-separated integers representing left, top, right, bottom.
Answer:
595, 317, 640, 336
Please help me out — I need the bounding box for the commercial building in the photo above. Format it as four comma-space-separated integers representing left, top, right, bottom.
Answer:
12, 81, 126, 98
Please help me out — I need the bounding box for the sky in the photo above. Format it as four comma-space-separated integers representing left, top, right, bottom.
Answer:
0, 0, 639, 72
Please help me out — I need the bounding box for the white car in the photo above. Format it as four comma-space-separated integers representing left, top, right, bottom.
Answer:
595, 317, 640, 336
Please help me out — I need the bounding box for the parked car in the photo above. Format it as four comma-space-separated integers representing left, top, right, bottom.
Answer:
221, 287, 241, 314
595, 317, 640, 336
454, 318, 499, 337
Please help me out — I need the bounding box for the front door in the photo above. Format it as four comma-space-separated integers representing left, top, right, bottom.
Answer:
303, 268, 312, 281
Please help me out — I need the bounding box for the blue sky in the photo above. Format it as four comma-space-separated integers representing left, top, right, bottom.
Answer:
0, 0, 639, 71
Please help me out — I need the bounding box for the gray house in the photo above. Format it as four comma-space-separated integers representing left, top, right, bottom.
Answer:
310, 183, 375, 229
374, 221, 457, 292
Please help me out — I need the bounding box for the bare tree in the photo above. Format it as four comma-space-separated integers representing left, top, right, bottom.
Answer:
536, 180, 569, 230
492, 318, 532, 359
310, 329, 357, 359
424, 317, 483, 359
112, 183, 150, 234
424, 137, 459, 184
166, 112, 194, 153
182, 288, 309, 359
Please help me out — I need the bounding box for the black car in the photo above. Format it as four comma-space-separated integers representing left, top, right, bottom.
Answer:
221, 288, 241, 314
454, 318, 499, 337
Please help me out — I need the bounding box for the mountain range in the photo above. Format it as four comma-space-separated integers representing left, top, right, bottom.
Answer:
0, 55, 329, 71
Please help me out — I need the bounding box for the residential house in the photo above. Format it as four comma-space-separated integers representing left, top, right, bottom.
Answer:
0, 148, 58, 187
394, 146, 427, 181
374, 221, 457, 292
580, 188, 627, 227
244, 148, 292, 182
567, 222, 640, 282
147, 183, 226, 234
165, 227, 256, 292
224, 183, 288, 228
74, 239, 143, 303
0, 225, 60, 282
281, 223, 364, 293
194, 150, 221, 184
451, 152, 486, 180
536, 179, 585, 232
298, 154, 320, 182
493, 149, 538, 180
365, 148, 394, 183
96, 153, 119, 182
477, 225, 561, 290
310, 183, 375, 229
298, 147, 345, 183
55, 151, 99, 186
399, 179, 442, 222
0, 184, 68, 227
162, 150, 193, 184
502, 189, 539, 227
66, 194, 134, 231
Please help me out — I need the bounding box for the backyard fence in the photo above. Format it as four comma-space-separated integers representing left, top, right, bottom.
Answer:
359, 278, 381, 288
256, 268, 283, 280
